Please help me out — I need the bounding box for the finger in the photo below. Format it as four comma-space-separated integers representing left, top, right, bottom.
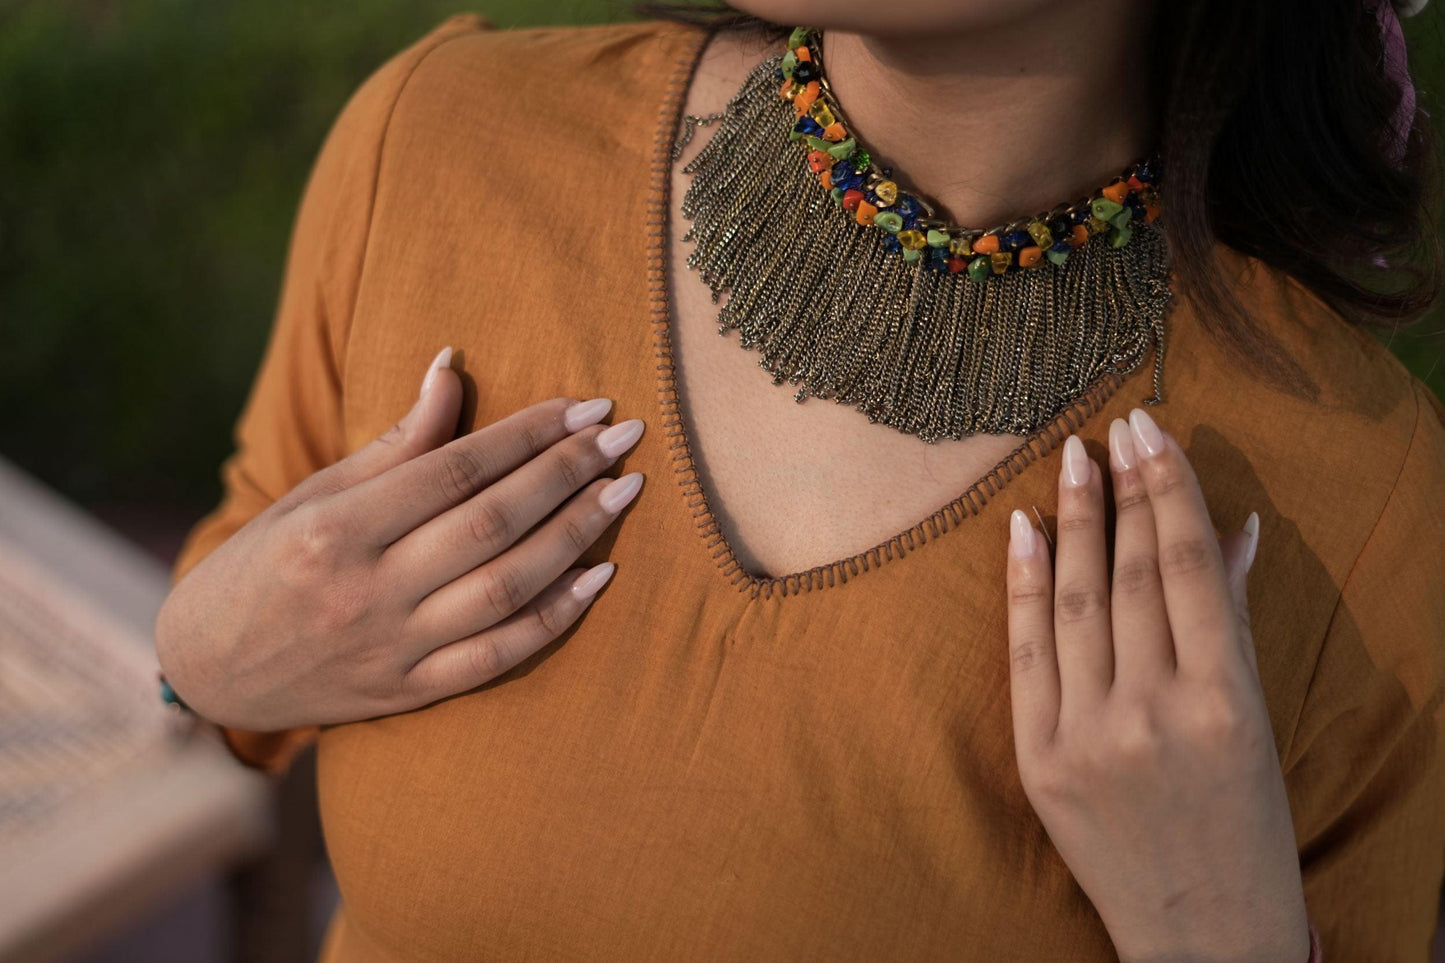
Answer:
403, 473, 643, 649
1006, 508, 1060, 752
403, 562, 616, 700
1107, 417, 1175, 690
281, 347, 462, 507
1126, 409, 1238, 678
1052, 435, 1113, 721
388, 419, 644, 592
342, 394, 617, 547
1218, 511, 1261, 676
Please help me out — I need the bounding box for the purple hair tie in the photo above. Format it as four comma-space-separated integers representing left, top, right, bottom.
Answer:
1367, 0, 1423, 167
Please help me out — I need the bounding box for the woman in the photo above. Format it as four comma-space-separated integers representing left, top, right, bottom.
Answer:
155, 1, 1445, 959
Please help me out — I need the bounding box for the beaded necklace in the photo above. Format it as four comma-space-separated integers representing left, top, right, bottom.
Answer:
672, 25, 1176, 443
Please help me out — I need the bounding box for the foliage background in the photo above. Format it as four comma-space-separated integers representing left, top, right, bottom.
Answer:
3, 0, 1443, 524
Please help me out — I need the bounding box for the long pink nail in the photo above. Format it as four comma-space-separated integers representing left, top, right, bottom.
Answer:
572, 562, 615, 601
1243, 511, 1260, 572
419, 346, 452, 399
597, 419, 645, 458
1061, 435, 1090, 487
1009, 509, 1035, 559
599, 473, 644, 513
564, 398, 612, 432
1128, 408, 1165, 458
1108, 418, 1136, 472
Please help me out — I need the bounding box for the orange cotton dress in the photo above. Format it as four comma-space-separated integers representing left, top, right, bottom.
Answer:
171, 13, 1445, 962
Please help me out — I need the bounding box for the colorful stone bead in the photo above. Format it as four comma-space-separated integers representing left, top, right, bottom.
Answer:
1087, 215, 1110, 233
972, 233, 1000, 254
926, 229, 950, 248
851, 150, 872, 173
990, 251, 1013, 274
793, 81, 820, 114
805, 135, 832, 152
1045, 241, 1071, 266
1018, 246, 1043, 268
1101, 180, 1129, 204
897, 229, 927, 250
949, 235, 974, 256
808, 100, 836, 128
831, 187, 845, 205
819, 169, 832, 189
779, 78, 796, 100
968, 256, 992, 281
874, 210, 904, 232
927, 248, 950, 271
807, 150, 832, 173
782, 49, 797, 77
794, 46, 811, 63
1069, 224, 1089, 248
873, 180, 899, 206
822, 122, 848, 142
842, 189, 865, 212
1109, 222, 1133, 247
826, 137, 857, 160
856, 200, 879, 225
792, 116, 823, 139
902, 247, 922, 263
1090, 198, 1124, 222
1001, 229, 1032, 252
1026, 220, 1053, 248
792, 60, 820, 84
947, 254, 968, 273
883, 233, 903, 253
1108, 208, 1133, 230
789, 26, 811, 48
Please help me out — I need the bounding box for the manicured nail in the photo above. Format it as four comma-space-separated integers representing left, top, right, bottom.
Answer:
597, 418, 645, 458
1128, 407, 1165, 458
564, 397, 612, 432
419, 346, 452, 399
1243, 511, 1260, 572
1108, 418, 1137, 472
572, 561, 615, 601
1061, 434, 1090, 488
598, 472, 644, 513
1009, 509, 1035, 559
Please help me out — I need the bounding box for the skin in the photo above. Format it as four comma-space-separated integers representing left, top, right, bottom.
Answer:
156, 2, 1314, 958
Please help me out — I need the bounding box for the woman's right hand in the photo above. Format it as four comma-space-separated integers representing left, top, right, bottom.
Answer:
154, 347, 645, 732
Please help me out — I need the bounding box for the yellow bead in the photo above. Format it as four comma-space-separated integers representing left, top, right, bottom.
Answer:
873, 180, 899, 206
949, 235, 974, 256
990, 251, 1013, 274
808, 100, 836, 128
897, 229, 927, 251
1026, 220, 1053, 248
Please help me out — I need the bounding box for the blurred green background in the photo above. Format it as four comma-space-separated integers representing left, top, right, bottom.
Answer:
2, 0, 1444, 536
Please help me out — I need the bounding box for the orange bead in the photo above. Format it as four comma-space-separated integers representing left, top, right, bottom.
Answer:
1101, 180, 1129, 204
1145, 199, 1161, 223
1018, 246, 1043, 268
820, 169, 833, 190
1127, 175, 1147, 192
971, 233, 1000, 254
779, 77, 796, 100
793, 81, 820, 115
807, 150, 833, 173
822, 122, 847, 142
1069, 224, 1089, 248
855, 200, 878, 226
795, 46, 811, 62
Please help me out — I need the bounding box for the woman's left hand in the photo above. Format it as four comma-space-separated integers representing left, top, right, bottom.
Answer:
1004, 408, 1311, 963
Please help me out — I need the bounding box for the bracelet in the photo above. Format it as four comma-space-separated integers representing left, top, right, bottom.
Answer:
157, 670, 192, 713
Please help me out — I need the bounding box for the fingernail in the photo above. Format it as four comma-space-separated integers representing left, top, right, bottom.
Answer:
1061, 435, 1090, 488
597, 418, 645, 458
1009, 509, 1035, 559
1108, 418, 1137, 472
419, 345, 450, 396
1128, 407, 1165, 458
564, 397, 612, 432
598, 472, 644, 513
1243, 511, 1260, 572
572, 561, 615, 601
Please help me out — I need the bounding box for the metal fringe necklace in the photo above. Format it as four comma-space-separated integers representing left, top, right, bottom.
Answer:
670, 26, 1176, 443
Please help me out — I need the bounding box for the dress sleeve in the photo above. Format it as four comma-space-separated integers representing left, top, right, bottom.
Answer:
1284, 379, 1445, 959
169, 13, 493, 777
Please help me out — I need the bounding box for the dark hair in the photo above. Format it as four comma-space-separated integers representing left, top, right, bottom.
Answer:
636, 0, 1444, 400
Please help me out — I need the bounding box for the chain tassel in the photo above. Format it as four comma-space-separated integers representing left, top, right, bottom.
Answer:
673, 54, 1176, 444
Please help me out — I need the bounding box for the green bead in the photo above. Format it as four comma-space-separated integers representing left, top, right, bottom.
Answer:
1109, 209, 1133, 230
850, 149, 871, 172
1045, 246, 1071, 266
788, 26, 811, 48
782, 50, 797, 78
826, 137, 856, 160
1109, 222, 1133, 247
926, 229, 950, 248
831, 187, 845, 205
805, 135, 831, 152
902, 247, 922, 263
968, 256, 992, 281
1090, 198, 1124, 222
874, 211, 904, 232
788, 127, 806, 142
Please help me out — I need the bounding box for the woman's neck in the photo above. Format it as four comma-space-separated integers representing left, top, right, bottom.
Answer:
819, 7, 1160, 229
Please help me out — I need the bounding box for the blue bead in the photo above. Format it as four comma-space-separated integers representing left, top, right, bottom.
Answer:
1136, 159, 1158, 184
794, 116, 823, 136
1001, 229, 1032, 252
1049, 239, 1072, 253
773, 65, 785, 83
831, 159, 855, 181
883, 233, 903, 253
896, 196, 921, 218
1048, 216, 1070, 238
1068, 208, 1092, 225
1125, 195, 1146, 220
927, 248, 950, 271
